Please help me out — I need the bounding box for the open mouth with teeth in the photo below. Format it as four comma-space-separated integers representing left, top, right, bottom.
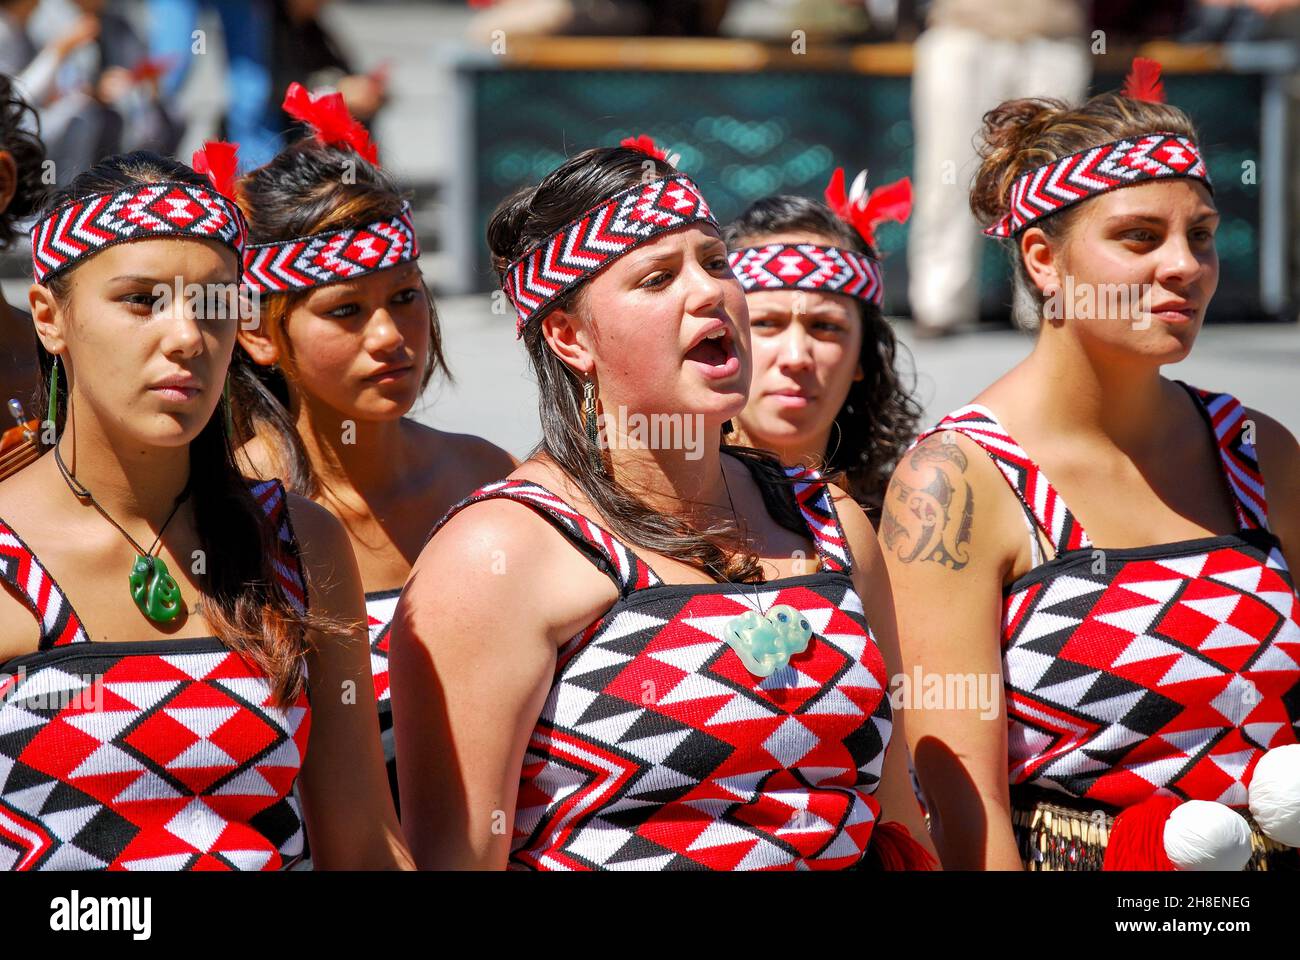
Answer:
684, 325, 740, 379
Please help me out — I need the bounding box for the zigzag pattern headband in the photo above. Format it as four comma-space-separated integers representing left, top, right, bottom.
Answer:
31, 181, 248, 285
242, 202, 420, 293
984, 132, 1211, 238
503, 173, 717, 337
727, 243, 884, 306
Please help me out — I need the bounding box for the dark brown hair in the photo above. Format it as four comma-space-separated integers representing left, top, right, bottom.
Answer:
0, 73, 47, 250
970, 92, 1202, 328
487, 146, 806, 582
230, 136, 450, 496
722, 195, 922, 520
34, 151, 338, 706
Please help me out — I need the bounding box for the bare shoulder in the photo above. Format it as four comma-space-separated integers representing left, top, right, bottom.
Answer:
282, 490, 353, 574
825, 481, 878, 550
236, 432, 285, 483
879, 429, 1016, 574
404, 421, 517, 483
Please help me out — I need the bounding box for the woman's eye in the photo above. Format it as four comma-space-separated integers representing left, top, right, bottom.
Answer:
393, 288, 420, 305
813, 322, 846, 334
123, 292, 160, 309
1124, 230, 1157, 243
641, 272, 670, 289
709, 256, 731, 271
327, 303, 359, 319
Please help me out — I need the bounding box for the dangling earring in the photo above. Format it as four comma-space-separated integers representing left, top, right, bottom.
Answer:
45, 357, 60, 442
222, 373, 235, 437
583, 378, 603, 473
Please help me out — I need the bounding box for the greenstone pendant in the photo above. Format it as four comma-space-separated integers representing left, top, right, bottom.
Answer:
129, 554, 183, 623
723, 604, 813, 677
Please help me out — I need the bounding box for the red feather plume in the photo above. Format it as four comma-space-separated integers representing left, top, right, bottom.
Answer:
1123, 57, 1166, 103
620, 133, 668, 161
191, 140, 239, 197
281, 81, 379, 164
824, 167, 912, 248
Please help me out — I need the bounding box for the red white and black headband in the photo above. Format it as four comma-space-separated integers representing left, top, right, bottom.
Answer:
984, 59, 1213, 239
31, 141, 247, 286
728, 167, 911, 308
240, 83, 420, 293
503, 135, 717, 337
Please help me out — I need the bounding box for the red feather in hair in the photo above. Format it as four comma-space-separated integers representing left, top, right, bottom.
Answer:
191, 140, 240, 197
1123, 57, 1166, 103
620, 133, 668, 161
282, 82, 379, 164
824, 167, 912, 248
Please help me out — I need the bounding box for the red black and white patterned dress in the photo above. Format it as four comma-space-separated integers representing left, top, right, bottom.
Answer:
915, 382, 1300, 811
365, 588, 399, 802
0, 479, 312, 871
432, 458, 894, 871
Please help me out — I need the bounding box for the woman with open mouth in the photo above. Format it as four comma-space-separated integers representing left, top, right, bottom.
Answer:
391, 135, 936, 871
884, 58, 1300, 871
723, 167, 921, 525
0, 144, 409, 871
229, 84, 515, 818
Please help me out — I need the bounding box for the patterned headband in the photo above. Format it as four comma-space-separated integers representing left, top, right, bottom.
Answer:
242, 202, 420, 293
31, 181, 248, 285
727, 243, 884, 307
503, 173, 717, 337
984, 132, 1211, 238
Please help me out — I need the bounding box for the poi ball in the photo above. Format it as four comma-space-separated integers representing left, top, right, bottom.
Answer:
1163, 800, 1253, 871
1248, 744, 1300, 847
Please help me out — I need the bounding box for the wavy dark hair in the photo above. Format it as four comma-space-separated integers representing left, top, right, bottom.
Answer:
230, 135, 450, 497
33, 151, 339, 706
487, 146, 807, 583
0, 73, 47, 250
722, 195, 922, 520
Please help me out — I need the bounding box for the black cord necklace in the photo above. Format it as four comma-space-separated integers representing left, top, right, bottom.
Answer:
53, 442, 191, 624
714, 459, 813, 678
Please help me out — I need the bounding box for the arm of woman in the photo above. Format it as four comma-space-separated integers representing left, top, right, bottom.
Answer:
879, 432, 1025, 870
1251, 409, 1300, 575
832, 485, 940, 865
288, 494, 413, 870
389, 500, 616, 870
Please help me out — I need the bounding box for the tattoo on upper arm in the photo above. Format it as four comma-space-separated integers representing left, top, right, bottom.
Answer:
881, 436, 975, 569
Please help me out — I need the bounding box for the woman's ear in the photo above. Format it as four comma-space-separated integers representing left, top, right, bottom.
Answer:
539, 304, 594, 377
29, 283, 67, 356
1020, 226, 1062, 301
237, 315, 280, 367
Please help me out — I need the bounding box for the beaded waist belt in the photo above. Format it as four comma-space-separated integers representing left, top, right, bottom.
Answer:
1009, 786, 1298, 872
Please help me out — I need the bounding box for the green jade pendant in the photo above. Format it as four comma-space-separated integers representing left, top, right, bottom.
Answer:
723, 604, 813, 678
129, 554, 183, 623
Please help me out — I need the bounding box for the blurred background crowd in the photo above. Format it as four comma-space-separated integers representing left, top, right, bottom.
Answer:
1, 0, 1296, 450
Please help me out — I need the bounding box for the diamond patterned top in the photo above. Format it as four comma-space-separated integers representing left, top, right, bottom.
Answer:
430, 459, 893, 870
915, 382, 1300, 808
0, 480, 312, 870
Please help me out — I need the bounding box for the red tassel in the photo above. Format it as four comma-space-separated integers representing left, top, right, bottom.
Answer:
191, 140, 240, 197
870, 821, 938, 871
619, 133, 668, 161
823, 166, 851, 221
282, 81, 379, 164
1103, 795, 1181, 870
1123, 57, 1166, 103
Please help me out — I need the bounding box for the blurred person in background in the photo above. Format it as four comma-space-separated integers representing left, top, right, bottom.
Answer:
907, 0, 1090, 337
271, 0, 388, 137
145, 0, 280, 165
466, 0, 729, 41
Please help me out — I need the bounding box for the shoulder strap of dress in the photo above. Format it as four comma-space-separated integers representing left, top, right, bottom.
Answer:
430, 479, 663, 596
782, 464, 853, 574
0, 518, 90, 649
912, 404, 1092, 555
1175, 381, 1269, 531
250, 478, 310, 615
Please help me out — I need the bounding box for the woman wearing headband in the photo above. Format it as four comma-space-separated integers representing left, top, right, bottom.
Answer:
231, 84, 515, 808
723, 169, 921, 521
0, 145, 409, 871
391, 137, 936, 871
883, 60, 1300, 871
